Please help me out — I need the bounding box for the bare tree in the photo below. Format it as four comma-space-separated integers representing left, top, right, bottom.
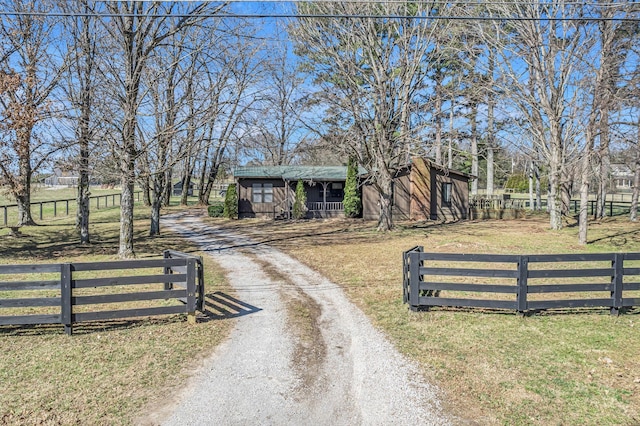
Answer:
244, 40, 309, 166
0, 1, 66, 226
482, 1, 587, 230
198, 34, 264, 205
291, 2, 444, 230
99, 1, 220, 257
60, 0, 99, 244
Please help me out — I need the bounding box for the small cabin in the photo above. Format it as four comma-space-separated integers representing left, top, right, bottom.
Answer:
362, 157, 472, 221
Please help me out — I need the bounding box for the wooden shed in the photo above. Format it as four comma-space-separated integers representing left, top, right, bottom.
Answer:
362, 157, 472, 221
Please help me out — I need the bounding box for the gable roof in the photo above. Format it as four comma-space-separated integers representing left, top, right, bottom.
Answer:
233, 165, 364, 181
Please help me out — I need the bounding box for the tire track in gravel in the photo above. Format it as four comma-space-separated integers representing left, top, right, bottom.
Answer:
155, 212, 449, 426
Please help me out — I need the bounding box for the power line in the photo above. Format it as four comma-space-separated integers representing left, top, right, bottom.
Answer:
0, 11, 637, 21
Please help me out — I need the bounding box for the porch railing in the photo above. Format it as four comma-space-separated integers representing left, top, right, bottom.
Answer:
307, 201, 344, 211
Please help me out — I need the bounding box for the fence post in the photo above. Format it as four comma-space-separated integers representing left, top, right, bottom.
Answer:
186, 257, 197, 324
96, 197, 100, 210
409, 250, 422, 311
60, 263, 73, 335
65, 200, 69, 216
163, 250, 173, 290
39, 202, 43, 220
609, 201, 613, 217
517, 256, 528, 316
197, 256, 205, 312
54, 201, 57, 217
611, 253, 623, 316
3, 206, 6, 226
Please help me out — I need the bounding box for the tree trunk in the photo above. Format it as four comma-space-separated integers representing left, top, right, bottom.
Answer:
528, 163, 534, 211
535, 163, 542, 211
434, 72, 443, 165
118, 105, 137, 258
561, 168, 571, 216
118, 161, 136, 258
631, 126, 640, 222
201, 163, 220, 206
548, 136, 563, 230
596, 109, 611, 219
578, 132, 595, 244
376, 169, 394, 231
162, 168, 172, 207
486, 50, 495, 197
77, 138, 91, 244
16, 150, 36, 226
180, 170, 192, 206
141, 175, 151, 207
470, 102, 478, 196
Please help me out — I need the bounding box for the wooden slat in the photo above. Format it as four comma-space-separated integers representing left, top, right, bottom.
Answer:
623, 267, 640, 275
0, 280, 60, 291
0, 314, 60, 325
72, 258, 186, 271
73, 305, 186, 322
527, 254, 616, 262
622, 298, 640, 306
73, 274, 186, 288
420, 282, 517, 294
623, 253, 640, 261
623, 282, 640, 291
528, 283, 612, 293
528, 299, 613, 310
0, 264, 61, 274
0, 297, 60, 308
527, 268, 612, 279
418, 296, 517, 310
421, 267, 518, 278
419, 253, 520, 263
73, 290, 186, 305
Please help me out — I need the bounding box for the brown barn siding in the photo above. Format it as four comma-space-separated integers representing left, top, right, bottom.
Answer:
432, 171, 469, 221
362, 184, 379, 220
237, 178, 287, 218
392, 171, 411, 220
410, 158, 432, 221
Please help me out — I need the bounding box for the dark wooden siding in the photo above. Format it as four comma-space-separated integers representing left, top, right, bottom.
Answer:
431, 170, 469, 221
237, 178, 287, 218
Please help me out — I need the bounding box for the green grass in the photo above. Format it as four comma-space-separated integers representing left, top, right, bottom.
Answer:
206, 215, 640, 425
0, 203, 234, 425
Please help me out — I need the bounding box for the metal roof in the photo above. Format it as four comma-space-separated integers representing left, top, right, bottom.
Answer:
233, 165, 364, 181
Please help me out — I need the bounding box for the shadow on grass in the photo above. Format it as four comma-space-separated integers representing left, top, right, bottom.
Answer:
0, 292, 260, 337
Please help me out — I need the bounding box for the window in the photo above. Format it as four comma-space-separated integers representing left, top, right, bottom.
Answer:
252, 183, 273, 203
329, 182, 344, 198
442, 182, 452, 206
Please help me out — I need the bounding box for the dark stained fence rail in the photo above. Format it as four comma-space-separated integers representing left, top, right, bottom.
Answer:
403, 247, 640, 315
0, 251, 203, 335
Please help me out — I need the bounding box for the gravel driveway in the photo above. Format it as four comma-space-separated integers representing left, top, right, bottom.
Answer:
153, 212, 449, 425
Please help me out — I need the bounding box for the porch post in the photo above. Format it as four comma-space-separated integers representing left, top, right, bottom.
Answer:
321, 182, 328, 211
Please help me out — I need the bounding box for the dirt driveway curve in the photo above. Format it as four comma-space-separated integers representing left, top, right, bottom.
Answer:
152, 212, 449, 425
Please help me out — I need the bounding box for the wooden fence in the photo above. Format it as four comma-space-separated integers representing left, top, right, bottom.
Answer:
0, 191, 142, 227
470, 197, 638, 217
0, 250, 204, 335
403, 246, 640, 315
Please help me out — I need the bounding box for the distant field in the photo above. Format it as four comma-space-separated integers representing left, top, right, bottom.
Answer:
0, 186, 215, 227
208, 215, 640, 425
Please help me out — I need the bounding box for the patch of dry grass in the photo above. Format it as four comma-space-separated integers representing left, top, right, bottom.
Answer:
0, 206, 234, 425
206, 215, 640, 425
